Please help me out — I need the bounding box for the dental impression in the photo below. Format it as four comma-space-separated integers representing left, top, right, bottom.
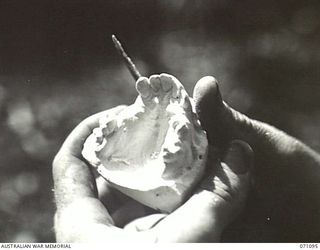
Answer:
82, 35, 208, 213
82, 73, 208, 212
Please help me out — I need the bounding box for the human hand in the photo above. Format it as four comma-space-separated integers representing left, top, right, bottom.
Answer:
53, 101, 253, 242
192, 76, 320, 241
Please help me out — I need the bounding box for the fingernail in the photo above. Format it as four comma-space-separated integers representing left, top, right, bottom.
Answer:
224, 140, 253, 174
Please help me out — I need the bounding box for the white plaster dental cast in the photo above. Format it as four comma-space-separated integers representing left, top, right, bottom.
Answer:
82, 73, 208, 212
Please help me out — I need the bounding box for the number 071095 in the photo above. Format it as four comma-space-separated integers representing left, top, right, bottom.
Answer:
300, 244, 318, 248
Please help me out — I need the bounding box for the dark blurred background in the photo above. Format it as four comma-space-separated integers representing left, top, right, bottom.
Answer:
0, 0, 320, 242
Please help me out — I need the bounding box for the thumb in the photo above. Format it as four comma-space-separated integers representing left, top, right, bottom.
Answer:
192, 76, 299, 158
192, 76, 235, 151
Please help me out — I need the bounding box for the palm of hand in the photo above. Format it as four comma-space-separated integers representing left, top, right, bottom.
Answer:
99, 142, 251, 235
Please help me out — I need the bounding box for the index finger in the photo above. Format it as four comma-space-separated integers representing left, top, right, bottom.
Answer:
60, 105, 126, 158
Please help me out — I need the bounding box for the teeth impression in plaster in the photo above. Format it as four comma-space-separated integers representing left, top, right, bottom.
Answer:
82, 73, 208, 212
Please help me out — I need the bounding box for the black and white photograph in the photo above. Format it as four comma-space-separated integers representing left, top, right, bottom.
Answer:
0, 0, 320, 244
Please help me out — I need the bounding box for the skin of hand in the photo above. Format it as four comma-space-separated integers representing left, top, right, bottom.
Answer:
53, 102, 253, 243
193, 76, 320, 242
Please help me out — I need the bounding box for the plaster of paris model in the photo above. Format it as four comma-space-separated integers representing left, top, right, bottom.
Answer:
82, 36, 208, 212
82, 73, 208, 212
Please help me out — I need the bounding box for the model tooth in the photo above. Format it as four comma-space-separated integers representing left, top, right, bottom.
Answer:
171, 82, 180, 100
136, 77, 152, 98
182, 95, 192, 111
94, 138, 107, 153
106, 119, 117, 133
149, 75, 161, 92
93, 128, 103, 143
160, 74, 173, 92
